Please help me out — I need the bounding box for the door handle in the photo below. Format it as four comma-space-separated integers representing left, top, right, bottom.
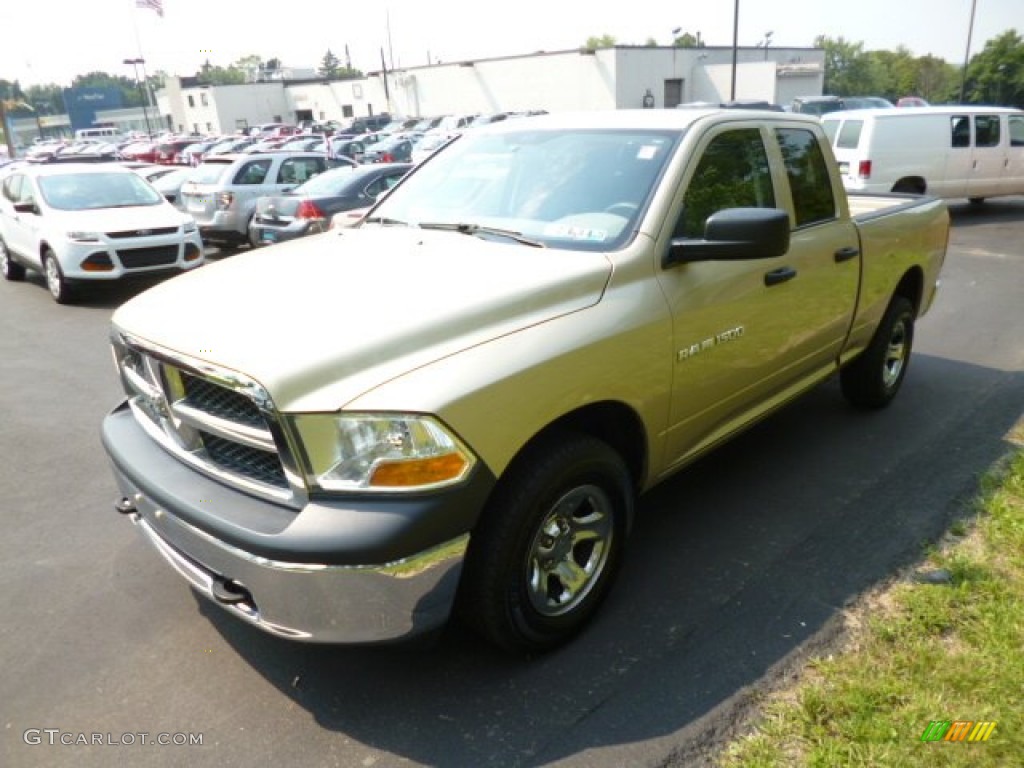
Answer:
834, 246, 860, 263
764, 266, 797, 286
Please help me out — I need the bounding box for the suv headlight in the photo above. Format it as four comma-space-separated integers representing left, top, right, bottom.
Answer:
291, 413, 476, 493
183, 218, 198, 234
67, 231, 102, 242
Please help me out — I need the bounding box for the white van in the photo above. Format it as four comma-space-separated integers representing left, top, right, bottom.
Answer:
821, 106, 1024, 202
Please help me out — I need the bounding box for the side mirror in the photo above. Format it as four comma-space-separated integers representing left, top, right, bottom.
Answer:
14, 201, 38, 215
664, 208, 790, 266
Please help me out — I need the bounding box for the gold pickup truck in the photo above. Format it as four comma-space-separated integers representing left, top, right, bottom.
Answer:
101, 110, 948, 654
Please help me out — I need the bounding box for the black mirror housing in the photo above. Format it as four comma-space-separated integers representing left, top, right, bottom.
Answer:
665, 208, 790, 265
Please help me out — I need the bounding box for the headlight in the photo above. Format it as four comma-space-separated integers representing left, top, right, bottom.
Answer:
67, 231, 102, 242
292, 413, 476, 493
183, 218, 198, 234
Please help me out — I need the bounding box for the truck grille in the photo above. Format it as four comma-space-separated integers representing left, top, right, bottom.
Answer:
181, 372, 266, 429
113, 335, 300, 504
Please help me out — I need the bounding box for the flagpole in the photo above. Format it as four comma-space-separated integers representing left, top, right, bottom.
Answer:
129, 0, 158, 135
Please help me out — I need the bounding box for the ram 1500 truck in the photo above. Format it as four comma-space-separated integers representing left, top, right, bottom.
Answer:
101, 110, 948, 653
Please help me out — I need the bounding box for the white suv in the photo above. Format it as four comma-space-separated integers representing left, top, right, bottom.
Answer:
0, 162, 204, 303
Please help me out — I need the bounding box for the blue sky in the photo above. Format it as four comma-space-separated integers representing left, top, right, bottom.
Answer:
1, 0, 1019, 87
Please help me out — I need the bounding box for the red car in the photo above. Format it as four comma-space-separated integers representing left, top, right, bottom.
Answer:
119, 140, 159, 164
156, 139, 201, 165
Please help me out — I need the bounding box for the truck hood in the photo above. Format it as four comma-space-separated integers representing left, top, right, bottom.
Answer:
113, 227, 612, 412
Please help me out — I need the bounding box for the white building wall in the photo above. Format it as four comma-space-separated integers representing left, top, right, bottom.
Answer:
156, 46, 827, 130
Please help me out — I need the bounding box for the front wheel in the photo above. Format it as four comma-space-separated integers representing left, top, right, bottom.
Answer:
840, 295, 915, 408
458, 432, 632, 654
43, 250, 74, 304
0, 237, 26, 281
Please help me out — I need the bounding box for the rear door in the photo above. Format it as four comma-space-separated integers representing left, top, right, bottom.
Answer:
1003, 114, 1024, 195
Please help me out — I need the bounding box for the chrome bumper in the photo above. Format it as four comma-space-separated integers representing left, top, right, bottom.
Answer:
113, 476, 468, 644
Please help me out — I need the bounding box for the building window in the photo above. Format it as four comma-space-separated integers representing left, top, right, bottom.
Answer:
342, 105, 354, 118
187, 95, 195, 107
201, 93, 209, 107
206, 122, 213, 132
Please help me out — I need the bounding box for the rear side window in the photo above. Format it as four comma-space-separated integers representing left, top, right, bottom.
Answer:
677, 128, 775, 238
277, 157, 326, 185
233, 159, 272, 185
1010, 116, 1024, 147
974, 115, 1001, 147
836, 120, 864, 149
775, 128, 837, 228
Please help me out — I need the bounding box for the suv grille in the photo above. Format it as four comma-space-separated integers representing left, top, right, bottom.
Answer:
114, 337, 297, 502
117, 245, 180, 269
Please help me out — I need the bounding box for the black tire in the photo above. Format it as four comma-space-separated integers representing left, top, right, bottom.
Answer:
458, 432, 632, 654
840, 295, 915, 408
0, 236, 26, 281
43, 249, 74, 304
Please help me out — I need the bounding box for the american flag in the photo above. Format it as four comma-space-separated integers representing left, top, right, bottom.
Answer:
135, 0, 164, 17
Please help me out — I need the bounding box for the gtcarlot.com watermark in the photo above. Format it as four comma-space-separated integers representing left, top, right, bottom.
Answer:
23, 729, 203, 747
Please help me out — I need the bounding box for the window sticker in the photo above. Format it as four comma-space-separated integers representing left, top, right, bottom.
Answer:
543, 224, 608, 241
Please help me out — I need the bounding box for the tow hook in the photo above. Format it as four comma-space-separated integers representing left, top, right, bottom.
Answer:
212, 578, 253, 606
115, 497, 138, 515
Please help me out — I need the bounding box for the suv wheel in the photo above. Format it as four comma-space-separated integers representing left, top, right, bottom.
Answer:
43, 250, 74, 304
0, 237, 26, 281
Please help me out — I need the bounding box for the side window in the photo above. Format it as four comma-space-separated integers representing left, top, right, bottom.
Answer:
1010, 116, 1024, 147
234, 160, 271, 185
677, 128, 774, 239
951, 116, 970, 148
775, 128, 837, 228
974, 115, 1001, 147
279, 157, 325, 185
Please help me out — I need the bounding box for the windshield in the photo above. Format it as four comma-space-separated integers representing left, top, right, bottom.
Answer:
368, 127, 677, 251
38, 172, 164, 210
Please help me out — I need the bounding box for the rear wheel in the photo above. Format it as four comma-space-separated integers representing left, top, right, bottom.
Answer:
892, 179, 925, 195
0, 237, 26, 281
43, 250, 74, 304
458, 432, 632, 654
840, 295, 914, 408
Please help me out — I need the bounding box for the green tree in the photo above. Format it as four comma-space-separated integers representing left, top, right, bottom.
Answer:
196, 60, 245, 86
815, 35, 880, 96
962, 29, 1024, 106
583, 35, 616, 50
673, 31, 704, 48
319, 49, 342, 78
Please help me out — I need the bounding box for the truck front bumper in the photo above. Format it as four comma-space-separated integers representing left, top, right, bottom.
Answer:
103, 405, 493, 644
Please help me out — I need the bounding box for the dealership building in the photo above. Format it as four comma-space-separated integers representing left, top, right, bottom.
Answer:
5, 44, 824, 144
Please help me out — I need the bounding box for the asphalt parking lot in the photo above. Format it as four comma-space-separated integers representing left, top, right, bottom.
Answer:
2, 199, 1023, 768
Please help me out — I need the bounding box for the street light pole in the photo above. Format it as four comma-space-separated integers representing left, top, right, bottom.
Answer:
730, 0, 740, 100
959, 0, 977, 102
123, 57, 153, 136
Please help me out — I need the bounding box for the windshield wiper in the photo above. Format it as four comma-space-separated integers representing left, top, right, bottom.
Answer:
417, 222, 545, 248
361, 215, 411, 226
